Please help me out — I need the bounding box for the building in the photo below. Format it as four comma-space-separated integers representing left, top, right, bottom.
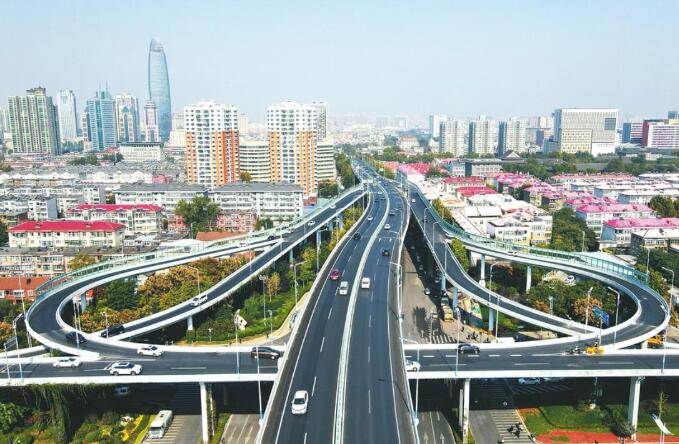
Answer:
67, 203, 163, 236
463, 159, 504, 177
575, 203, 655, 236
630, 228, 679, 255
148, 38, 172, 141
56, 90, 79, 143
115, 93, 141, 143
468, 117, 494, 156
601, 218, 679, 247
239, 139, 270, 182
172, 112, 184, 130
316, 139, 336, 183
7, 87, 61, 155
144, 100, 160, 143
641, 119, 679, 149
9, 220, 125, 249
310, 102, 327, 141
80, 108, 90, 146
429, 114, 447, 139
669, 111, 679, 120
0, 276, 51, 303
210, 182, 303, 223
118, 142, 164, 162
184, 101, 240, 189
551, 108, 618, 156
87, 90, 118, 150
0, 107, 9, 136
622, 122, 643, 145
439, 118, 466, 155
498, 120, 527, 155
267, 101, 317, 200
115, 183, 206, 212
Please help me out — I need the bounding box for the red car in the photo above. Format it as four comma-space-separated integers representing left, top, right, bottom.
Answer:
330, 269, 341, 280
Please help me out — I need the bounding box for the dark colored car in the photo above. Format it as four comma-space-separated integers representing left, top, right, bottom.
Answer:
353, 233, 361, 240
382, 249, 390, 256
65, 331, 87, 344
458, 343, 480, 354
267, 235, 276, 241
389, 211, 395, 216
100, 323, 126, 338
330, 269, 341, 280
250, 346, 281, 360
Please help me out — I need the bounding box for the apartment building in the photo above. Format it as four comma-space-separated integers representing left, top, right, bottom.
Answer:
210, 183, 303, 223
575, 204, 655, 236
239, 139, 271, 182
114, 183, 208, 215
601, 218, 679, 247
0, 276, 50, 303
550, 108, 618, 156
67, 204, 163, 236
9, 220, 125, 249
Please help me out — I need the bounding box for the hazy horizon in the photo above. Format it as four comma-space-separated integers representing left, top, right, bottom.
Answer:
2, 0, 678, 122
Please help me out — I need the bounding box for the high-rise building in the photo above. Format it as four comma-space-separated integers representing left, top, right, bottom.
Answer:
439, 118, 466, 155
55, 90, 79, 143
86, 90, 118, 151
147, 39, 172, 141
498, 120, 527, 155
429, 114, 447, 139
171, 112, 184, 131
0, 108, 9, 135
316, 139, 336, 183
238, 115, 250, 134
144, 101, 159, 143
551, 108, 618, 155
184, 101, 240, 189
115, 93, 140, 143
239, 139, 270, 182
668, 111, 679, 120
80, 108, 90, 145
468, 117, 494, 156
642, 119, 679, 149
267, 101, 317, 199
310, 102, 327, 141
622, 122, 643, 145
8, 87, 61, 155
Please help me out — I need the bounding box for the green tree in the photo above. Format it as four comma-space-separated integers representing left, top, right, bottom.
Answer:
550, 208, 597, 252
0, 222, 7, 245
255, 217, 274, 231
68, 153, 99, 166
336, 153, 356, 188
69, 254, 97, 271
318, 180, 339, 198
175, 196, 220, 238
267, 272, 281, 299
648, 195, 678, 217
240, 171, 252, 182
450, 239, 470, 271
425, 166, 446, 179
0, 402, 30, 433
98, 279, 138, 311
605, 157, 625, 172
101, 152, 123, 163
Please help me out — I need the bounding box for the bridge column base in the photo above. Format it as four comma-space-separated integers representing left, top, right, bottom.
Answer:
200, 382, 216, 443
479, 254, 486, 286
628, 376, 642, 440
187, 315, 194, 331
526, 265, 532, 293
459, 378, 470, 443
452, 287, 459, 310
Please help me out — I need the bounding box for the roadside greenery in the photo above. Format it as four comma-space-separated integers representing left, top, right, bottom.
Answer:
68, 153, 99, 166
318, 179, 339, 197
550, 208, 597, 252
336, 153, 355, 188
450, 239, 470, 272
0, 221, 8, 245
605, 155, 679, 175
175, 195, 220, 238
432, 198, 453, 223
648, 195, 679, 217
69, 254, 98, 271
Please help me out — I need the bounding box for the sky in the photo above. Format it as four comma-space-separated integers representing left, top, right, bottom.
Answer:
1, 0, 678, 122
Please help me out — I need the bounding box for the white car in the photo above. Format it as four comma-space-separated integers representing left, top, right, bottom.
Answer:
307, 220, 316, 227
384, 224, 391, 230
109, 362, 143, 376
367, 216, 374, 221
411, 199, 416, 203
190, 294, 208, 307
361, 277, 371, 289
405, 359, 421, 372
291, 390, 309, 415
424, 288, 431, 295
137, 345, 164, 357
53, 357, 81, 368
518, 377, 541, 385
330, 204, 336, 209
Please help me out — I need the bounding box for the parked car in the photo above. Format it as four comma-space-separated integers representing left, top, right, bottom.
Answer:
291, 390, 309, 415
137, 345, 164, 357
458, 344, 480, 354
190, 294, 208, 307
100, 323, 125, 338
109, 362, 143, 376
330, 269, 341, 280
53, 357, 81, 368
250, 346, 281, 360
518, 377, 541, 385
65, 331, 87, 345
405, 359, 421, 372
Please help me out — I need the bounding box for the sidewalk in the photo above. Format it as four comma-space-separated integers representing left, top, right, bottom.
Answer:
538, 430, 679, 443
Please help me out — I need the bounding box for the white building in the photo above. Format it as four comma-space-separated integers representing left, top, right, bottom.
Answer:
115, 93, 141, 143
55, 90, 79, 143
119, 142, 164, 162
575, 203, 655, 236
310, 102, 327, 141
9, 220, 125, 249
316, 139, 336, 183
114, 183, 208, 215
66, 203, 163, 236
642, 119, 679, 149
239, 139, 270, 182
429, 114, 447, 139
144, 101, 160, 143
439, 118, 466, 155
468, 117, 495, 156
498, 120, 527, 155
210, 183, 304, 223
551, 108, 618, 156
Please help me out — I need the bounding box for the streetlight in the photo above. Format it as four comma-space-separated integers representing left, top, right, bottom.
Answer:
660, 267, 675, 373
607, 287, 621, 346
488, 262, 504, 338
71, 297, 81, 353
401, 337, 420, 426
104, 309, 109, 339
258, 275, 268, 320
292, 261, 304, 305
16, 273, 31, 348
661, 266, 675, 306
585, 287, 593, 327
12, 313, 23, 381
234, 310, 240, 374
548, 296, 554, 315
268, 310, 273, 337
208, 328, 212, 344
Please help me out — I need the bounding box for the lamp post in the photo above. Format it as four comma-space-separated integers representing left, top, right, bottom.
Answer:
292, 261, 304, 305
104, 309, 109, 339
661, 266, 675, 306
607, 287, 621, 346
548, 296, 554, 315
585, 287, 593, 327
12, 314, 23, 382
16, 273, 31, 347
71, 297, 81, 353
661, 267, 675, 373
208, 328, 212, 343
258, 275, 268, 320
488, 262, 504, 338
234, 310, 240, 373
402, 337, 420, 426
581, 230, 586, 252
268, 310, 273, 337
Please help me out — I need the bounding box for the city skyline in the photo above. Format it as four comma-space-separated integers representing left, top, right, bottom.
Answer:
1, 1, 678, 121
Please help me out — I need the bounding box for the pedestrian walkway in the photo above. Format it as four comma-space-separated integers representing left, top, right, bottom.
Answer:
142, 384, 201, 444
508, 382, 571, 397
220, 414, 259, 444
469, 380, 534, 444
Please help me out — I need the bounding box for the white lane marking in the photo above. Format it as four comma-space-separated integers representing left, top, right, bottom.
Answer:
405, 355, 413, 359
320, 337, 325, 353
599, 361, 634, 365
369, 314, 372, 328
368, 389, 372, 414
531, 353, 556, 357
429, 363, 466, 367
510, 354, 522, 357
514, 362, 549, 366
312, 376, 317, 396
467, 355, 480, 358
83, 368, 110, 372
328, 308, 333, 320
303, 432, 308, 444
368, 346, 371, 363
170, 366, 207, 370
423, 355, 435, 358
489, 354, 501, 357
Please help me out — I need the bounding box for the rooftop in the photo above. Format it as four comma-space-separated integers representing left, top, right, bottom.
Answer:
605, 218, 679, 229
576, 204, 654, 213
212, 182, 303, 193
68, 204, 162, 212
116, 183, 207, 193
9, 220, 126, 233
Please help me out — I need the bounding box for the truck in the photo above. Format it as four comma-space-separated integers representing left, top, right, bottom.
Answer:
148, 410, 173, 439
441, 305, 454, 321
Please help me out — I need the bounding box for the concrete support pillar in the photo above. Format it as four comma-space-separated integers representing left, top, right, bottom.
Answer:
488, 305, 495, 333
460, 378, 471, 443
526, 265, 532, 293
628, 376, 642, 440
453, 287, 459, 309
440, 275, 446, 293
338, 214, 344, 228
315, 229, 321, 247
187, 315, 194, 331
479, 255, 486, 286
288, 249, 294, 263
200, 382, 210, 444
79, 293, 88, 311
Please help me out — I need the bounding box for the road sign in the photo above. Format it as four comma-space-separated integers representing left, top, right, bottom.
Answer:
592, 306, 610, 326
4, 336, 17, 351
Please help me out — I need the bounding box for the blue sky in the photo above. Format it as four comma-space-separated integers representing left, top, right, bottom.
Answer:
2, 0, 677, 121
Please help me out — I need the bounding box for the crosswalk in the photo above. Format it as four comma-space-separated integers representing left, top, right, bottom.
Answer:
473, 380, 534, 443
143, 385, 200, 444
509, 382, 570, 397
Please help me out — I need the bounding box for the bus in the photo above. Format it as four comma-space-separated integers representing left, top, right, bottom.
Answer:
148, 410, 173, 439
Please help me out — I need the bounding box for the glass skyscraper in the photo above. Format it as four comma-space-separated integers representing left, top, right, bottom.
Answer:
147, 38, 172, 141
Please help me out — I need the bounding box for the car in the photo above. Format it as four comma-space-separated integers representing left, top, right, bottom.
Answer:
339, 281, 349, 295
518, 377, 541, 385
367, 216, 374, 221
53, 357, 81, 368
458, 343, 480, 354
445, 232, 455, 239
330, 204, 336, 209
353, 232, 361, 240
412, 199, 416, 203
250, 346, 281, 360
424, 288, 431, 295
361, 277, 371, 289
190, 294, 208, 307
291, 390, 309, 415
307, 220, 316, 227
137, 345, 164, 357
65, 331, 87, 345
405, 359, 421, 372
418, 264, 424, 271
389, 211, 395, 216
384, 224, 391, 230
109, 362, 143, 376
382, 249, 390, 256
330, 269, 341, 280
543, 377, 565, 383
434, 277, 441, 284
100, 323, 125, 338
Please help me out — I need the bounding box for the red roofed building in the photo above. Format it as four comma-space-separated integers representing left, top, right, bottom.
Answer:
66, 204, 163, 236
9, 220, 125, 249
443, 176, 485, 192
0, 276, 50, 303
456, 186, 499, 198
601, 218, 679, 246
575, 204, 656, 237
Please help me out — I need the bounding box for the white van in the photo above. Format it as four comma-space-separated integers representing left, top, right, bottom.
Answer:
361, 277, 371, 289
339, 281, 349, 295
148, 410, 173, 439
